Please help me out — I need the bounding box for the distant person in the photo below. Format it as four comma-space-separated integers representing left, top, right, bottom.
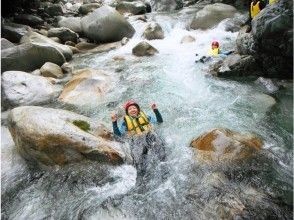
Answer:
245, 0, 266, 32
195, 41, 234, 63
111, 100, 163, 137
268, 0, 278, 5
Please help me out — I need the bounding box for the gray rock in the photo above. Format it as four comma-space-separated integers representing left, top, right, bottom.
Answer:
1, 71, 59, 109
116, 1, 147, 15
7, 106, 125, 168
1, 42, 65, 73
180, 35, 196, 43
255, 77, 280, 93
14, 14, 44, 27
49, 37, 62, 43
57, 16, 82, 33
48, 27, 79, 43
2, 22, 31, 43
1, 38, 15, 50
20, 31, 72, 61
250, 0, 292, 78
79, 3, 101, 14
236, 26, 257, 55
81, 6, 135, 42
132, 41, 159, 56
150, 0, 183, 11
143, 22, 164, 40
44, 2, 66, 16
40, 62, 64, 78
190, 3, 237, 30
209, 54, 262, 77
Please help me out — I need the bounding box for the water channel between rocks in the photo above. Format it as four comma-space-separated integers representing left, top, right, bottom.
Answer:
1, 8, 293, 220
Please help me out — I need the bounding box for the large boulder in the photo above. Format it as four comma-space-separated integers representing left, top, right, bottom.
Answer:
14, 14, 44, 27
150, 0, 183, 11
1, 71, 59, 109
20, 31, 72, 61
80, 6, 135, 43
208, 54, 262, 77
116, 1, 147, 15
2, 31, 72, 73
190, 128, 263, 162
142, 22, 164, 40
79, 3, 101, 14
48, 27, 79, 43
190, 3, 237, 30
1, 22, 31, 43
132, 41, 159, 56
236, 26, 257, 55
1, 38, 15, 50
1, 43, 65, 73
8, 106, 125, 168
44, 2, 66, 16
57, 16, 82, 33
58, 68, 112, 106
250, 0, 293, 78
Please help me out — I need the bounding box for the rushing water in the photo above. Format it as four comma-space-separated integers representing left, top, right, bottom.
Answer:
1, 7, 293, 220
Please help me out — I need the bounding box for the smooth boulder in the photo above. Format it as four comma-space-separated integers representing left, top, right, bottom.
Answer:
132, 41, 159, 56
20, 31, 72, 61
142, 22, 164, 40
116, 1, 147, 15
190, 128, 263, 162
14, 14, 44, 27
2, 22, 31, 43
8, 106, 125, 167
79, 3, 101, 14
57, 16, 82, 33
1, 71, 59, 109
1, 38, 15, 49
40, 62, 64, 78
48, 27, 79, 43
190, 3, 237, 30
58, 68, 112, 106
80, 6, 135, 42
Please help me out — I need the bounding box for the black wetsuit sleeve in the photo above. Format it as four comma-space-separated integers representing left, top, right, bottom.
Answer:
112, 121, 122, 136
153, 109, 163, 123
259, 0, 266, 10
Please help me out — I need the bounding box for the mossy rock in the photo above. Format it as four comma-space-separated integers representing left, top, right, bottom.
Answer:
72, 120, 90, 132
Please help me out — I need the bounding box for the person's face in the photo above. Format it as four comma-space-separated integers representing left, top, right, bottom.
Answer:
212, 45, 218, 49
127, 105, 139, 117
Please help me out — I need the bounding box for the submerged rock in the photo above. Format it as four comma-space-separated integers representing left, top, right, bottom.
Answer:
8, 106, 125, 168
180, 35, 196, 43
142, 22, 164, 40
132, 41, 159, 56
190, 128, 263, 162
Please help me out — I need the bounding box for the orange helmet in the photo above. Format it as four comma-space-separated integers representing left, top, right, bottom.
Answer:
123, 100, 140, 113
211, 41, 219, 47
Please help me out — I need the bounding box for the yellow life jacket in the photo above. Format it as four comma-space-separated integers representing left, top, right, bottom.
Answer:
208, 48, 219, 57
124, 111, 152, 136
269, 0, 277, 4
251, 1, 261, 18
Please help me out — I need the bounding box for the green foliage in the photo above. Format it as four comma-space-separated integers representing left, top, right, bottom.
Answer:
72, 120, 91, 132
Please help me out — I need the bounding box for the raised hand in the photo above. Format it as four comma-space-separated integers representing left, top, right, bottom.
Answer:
111, 113, 118, 122
151, 103, 157, 110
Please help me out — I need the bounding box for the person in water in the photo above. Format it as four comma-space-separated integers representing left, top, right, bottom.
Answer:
195, 41, 234, 63
111, 100, 163, 137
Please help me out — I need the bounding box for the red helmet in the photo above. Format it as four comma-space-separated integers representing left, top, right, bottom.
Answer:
123, 100, 140, 113
211, 41, 219, 47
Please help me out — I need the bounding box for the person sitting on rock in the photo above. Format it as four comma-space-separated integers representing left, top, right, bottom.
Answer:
245, 0, 266, 32
195, 41, 234, 63
250, 0, 266, 19
111, 100, 163, 137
